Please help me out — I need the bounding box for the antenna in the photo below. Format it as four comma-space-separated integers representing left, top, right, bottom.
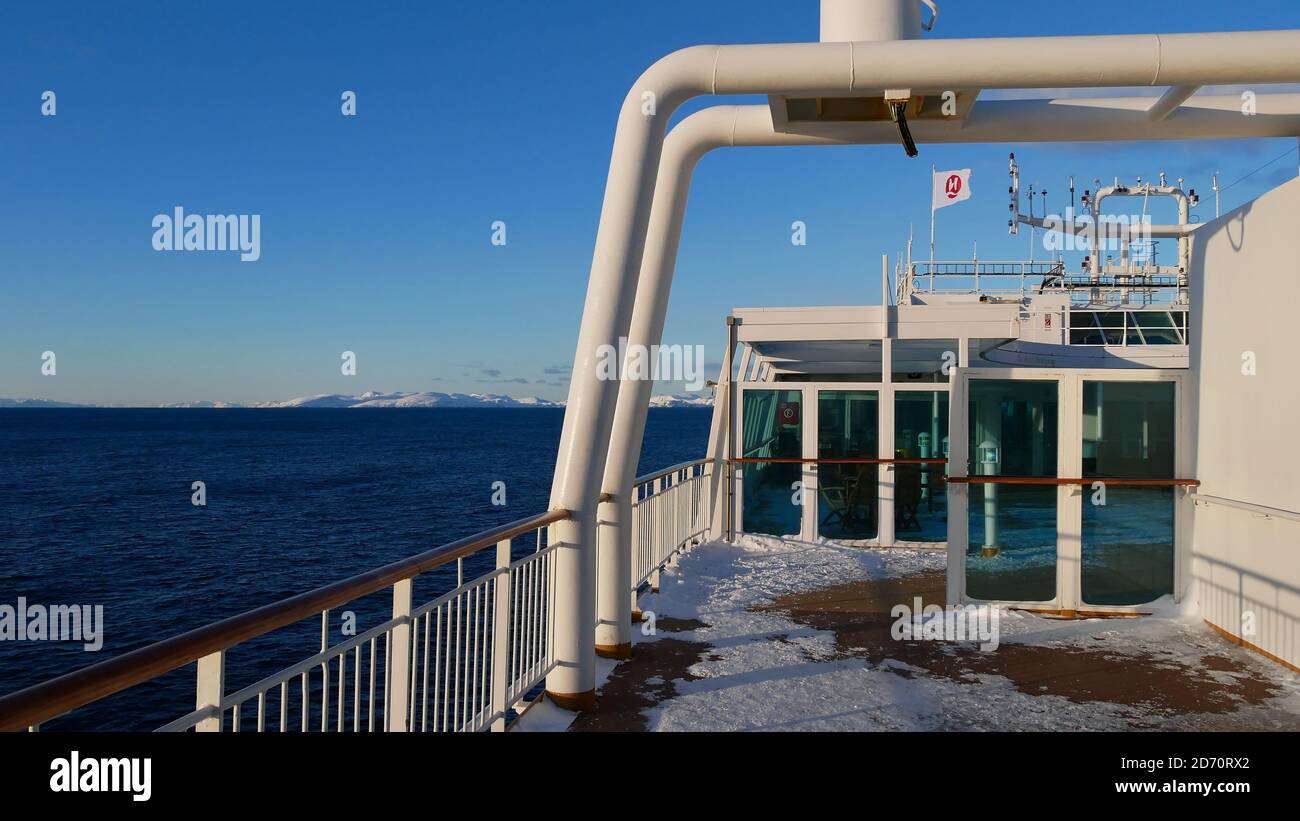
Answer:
1007, 152, 1020, 235
1027, 183, 1037, 262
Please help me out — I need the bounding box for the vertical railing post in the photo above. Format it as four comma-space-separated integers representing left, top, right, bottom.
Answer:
195, 650, 225, 732
491, 538, 512, 731
386, 578, 413, 732
652, 476, 663, 567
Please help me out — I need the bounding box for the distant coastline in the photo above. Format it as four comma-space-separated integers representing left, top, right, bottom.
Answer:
0, 391, 714, 410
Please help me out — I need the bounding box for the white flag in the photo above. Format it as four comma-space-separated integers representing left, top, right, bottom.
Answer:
932, 168, 972, 210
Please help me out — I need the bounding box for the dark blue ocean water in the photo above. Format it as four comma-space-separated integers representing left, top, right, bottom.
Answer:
0, 408, 711, 730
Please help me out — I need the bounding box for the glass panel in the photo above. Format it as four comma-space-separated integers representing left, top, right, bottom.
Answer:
894, 391, 949, 542
966, 379, 1058, 602
1133, 311, 1181, 345
1081, 381, 1176, 605
1070, 327, 1105, 346
1125, 315, 1145, 346
817, 390, 878, 540
741, 389, 803, 536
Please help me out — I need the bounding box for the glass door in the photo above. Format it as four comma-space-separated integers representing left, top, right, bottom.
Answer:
1079, 380, 1177, 606
950, 371, 1181, 612
816, 390, 879, 540
738, 387, 804, 537
963, 377, 1061, 604
894, 391, 949, 542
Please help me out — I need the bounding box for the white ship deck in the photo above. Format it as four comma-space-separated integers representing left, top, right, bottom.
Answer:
518, 537, 1300, 732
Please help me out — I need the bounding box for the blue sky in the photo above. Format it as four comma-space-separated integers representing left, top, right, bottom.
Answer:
1, 0, 1296, 405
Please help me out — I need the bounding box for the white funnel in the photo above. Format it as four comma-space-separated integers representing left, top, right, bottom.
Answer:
820, 0, 929, 42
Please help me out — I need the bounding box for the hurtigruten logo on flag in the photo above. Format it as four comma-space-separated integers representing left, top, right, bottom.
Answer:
932, 168, 972, 210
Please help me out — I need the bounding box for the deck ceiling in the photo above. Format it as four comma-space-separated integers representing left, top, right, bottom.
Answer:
749, 338, 962, 375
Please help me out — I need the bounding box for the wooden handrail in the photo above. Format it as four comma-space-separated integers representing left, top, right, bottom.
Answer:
0, 507, 572, 732
946, 476, 1200, 486
730, 457, 948, 465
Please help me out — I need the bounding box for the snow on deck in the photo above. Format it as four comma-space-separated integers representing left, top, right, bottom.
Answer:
514, 536, 1300, 732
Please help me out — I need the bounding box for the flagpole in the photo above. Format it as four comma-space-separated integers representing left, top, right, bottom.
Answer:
929, 163, 936, 266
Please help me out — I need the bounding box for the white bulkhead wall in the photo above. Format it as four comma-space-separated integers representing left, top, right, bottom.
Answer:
1186, 174, 1300, 670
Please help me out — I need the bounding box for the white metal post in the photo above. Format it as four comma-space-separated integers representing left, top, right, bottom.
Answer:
880, 335, 896, 547
386, 578, 413, 732
492, 538, 512, 731
195, 650, 225, 732
947, 367, 968, 605
800, 384, 811, 537
1058, 375, 1081, 613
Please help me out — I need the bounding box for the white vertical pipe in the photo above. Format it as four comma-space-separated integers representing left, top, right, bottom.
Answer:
544, 45, 717, 709
820, 0, 923, 43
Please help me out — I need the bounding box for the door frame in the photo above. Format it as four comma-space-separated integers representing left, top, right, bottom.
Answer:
1070, 370, 1188, 614
809, 383, 887, 544
948, 367, 1187, 613
733, 383, 812, 540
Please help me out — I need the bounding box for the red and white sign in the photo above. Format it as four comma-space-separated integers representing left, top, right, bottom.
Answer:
932, 168, 973, 210
777, 401, 800, 426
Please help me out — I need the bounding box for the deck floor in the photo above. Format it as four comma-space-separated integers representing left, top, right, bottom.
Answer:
520, 536, 1300, 732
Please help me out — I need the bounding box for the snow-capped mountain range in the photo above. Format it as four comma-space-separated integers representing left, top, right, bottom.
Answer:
0, 391, 714, 409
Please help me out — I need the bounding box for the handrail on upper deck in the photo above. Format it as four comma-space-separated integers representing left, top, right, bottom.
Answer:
946, 476, 1200, 486
0, 507, 573, 732
1, 456, 721, 731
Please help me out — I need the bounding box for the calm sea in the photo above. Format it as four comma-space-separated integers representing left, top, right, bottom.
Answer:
0, 407, 711, 730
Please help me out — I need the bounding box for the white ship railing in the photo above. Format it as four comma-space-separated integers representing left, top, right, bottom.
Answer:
629, 459, 712, 593
0, 509, 568, 733
0, 457, 717, 733
903, 260, 1067, 301
902, 260, 1186, 306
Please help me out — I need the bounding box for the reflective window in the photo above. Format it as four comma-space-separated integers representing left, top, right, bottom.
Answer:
894, 391, 948, 542
817, 391, 878, 540
966, 380, 1058, 603
741, 389, 803, 537
1081, 381, 1176, 605
1069, 311, 1188, 346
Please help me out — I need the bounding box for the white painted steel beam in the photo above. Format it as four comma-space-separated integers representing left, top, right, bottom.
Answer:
1148, 85, 1201, 121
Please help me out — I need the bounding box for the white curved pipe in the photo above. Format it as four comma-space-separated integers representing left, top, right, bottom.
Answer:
548, 28, 1300, 704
